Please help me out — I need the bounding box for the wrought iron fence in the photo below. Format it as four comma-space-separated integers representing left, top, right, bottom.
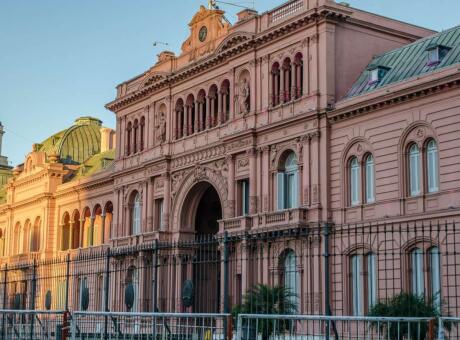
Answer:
0, 220, 459, 320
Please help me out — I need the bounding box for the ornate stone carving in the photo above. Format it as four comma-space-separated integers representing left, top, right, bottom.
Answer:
156, 112, 167, 143
239, 78, 251, 114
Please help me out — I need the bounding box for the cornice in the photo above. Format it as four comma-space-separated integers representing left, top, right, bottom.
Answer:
105, 6, 349, 112
328, 73, 460, 124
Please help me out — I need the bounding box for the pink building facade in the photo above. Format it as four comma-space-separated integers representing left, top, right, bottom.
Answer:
1, 0, 460, 317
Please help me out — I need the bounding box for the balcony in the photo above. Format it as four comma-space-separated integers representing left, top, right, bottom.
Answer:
219, 208, 308, 233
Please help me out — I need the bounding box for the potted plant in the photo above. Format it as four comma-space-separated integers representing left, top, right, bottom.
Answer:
232, 284, 298, 340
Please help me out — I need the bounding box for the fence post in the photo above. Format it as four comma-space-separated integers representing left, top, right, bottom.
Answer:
223, 232, 230, 339
152, 239, 158, 312
438, 318, 445, 340
65, 253, 70, 311
323, 223, 331, 340
1, 264, 7, 340
29, 259, 37, 340
103, 248, 111, 339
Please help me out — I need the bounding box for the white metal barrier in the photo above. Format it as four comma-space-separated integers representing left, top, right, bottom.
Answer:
438, 317, 460, 340
0, 309, 66, 340
237, 314, 437, 340
71, 311, 231, 340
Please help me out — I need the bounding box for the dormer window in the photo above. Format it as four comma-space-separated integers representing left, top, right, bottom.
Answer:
426, 44, 451, 66
368, 66, 389, 85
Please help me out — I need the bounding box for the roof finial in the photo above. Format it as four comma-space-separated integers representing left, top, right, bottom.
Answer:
208, 0, 216, 9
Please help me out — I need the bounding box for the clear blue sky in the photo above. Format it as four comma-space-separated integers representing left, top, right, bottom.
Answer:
1, 0, 459, 166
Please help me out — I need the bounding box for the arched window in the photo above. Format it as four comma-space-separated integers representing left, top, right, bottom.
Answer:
140, 116, 145, 151
126, 122, 132, 156
426, 140, 439, 193
350, 157, 360, 206
282, 58, 292, 103
351, 252, 377, 316
61, 213, 71, 251
13, 223, 21, 255
410, 247, 424, 296
271, 62, 281, 107
364, 154, 375, 203
175, 99, 184, 139
72, 210, 80, 249
220, 80, 231, 123
104, 202, 114, 243
277, 152, 299, 210
409, 144, 421, 196
131, 192, 141, 235
30, 217, 41, 252
282, 250, 299, 311
22, 220, 31, 254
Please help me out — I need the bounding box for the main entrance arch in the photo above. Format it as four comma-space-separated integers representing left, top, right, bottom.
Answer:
180, 181, 223, 312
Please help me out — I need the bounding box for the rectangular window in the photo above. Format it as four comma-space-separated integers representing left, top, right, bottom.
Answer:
155, 199, 164, 231
238, 179, 250, 216
427, 143, 439, 193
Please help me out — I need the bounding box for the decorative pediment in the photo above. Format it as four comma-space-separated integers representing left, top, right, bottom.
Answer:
215, 31, 253, 54
139, 71, 168, 90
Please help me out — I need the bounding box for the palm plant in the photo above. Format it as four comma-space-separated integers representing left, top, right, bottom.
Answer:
232, 284, 298, 339
368, 292, 450, 340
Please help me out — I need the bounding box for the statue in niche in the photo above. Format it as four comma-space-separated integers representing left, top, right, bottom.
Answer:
239, 78, 250, 114
156, 112, 166, 143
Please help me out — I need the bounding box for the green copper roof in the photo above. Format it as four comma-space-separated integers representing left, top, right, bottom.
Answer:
71, 149, 115, 181
38, 117, 102, 165
346, 26, 460, 98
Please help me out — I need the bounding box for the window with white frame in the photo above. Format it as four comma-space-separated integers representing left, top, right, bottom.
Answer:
409, 144, 421, 196
78, 277, 88, 311
429, 247, 441, 310
238, 179, 250, 216
131, 192, 141, 235
365, 154, 375, 203
426, 140, 439, 193
277, 152, 299, 210
351, 252, 377, 316
409, 245, 442, 307
411, 248, 424, 296
350, 157, 360, 206
283, 249, 299, 311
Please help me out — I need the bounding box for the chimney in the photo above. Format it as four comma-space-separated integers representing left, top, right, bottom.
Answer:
100, 127, 115, 153
236, 8, 257, 23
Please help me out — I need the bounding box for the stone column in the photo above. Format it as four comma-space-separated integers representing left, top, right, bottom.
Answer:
100, 215, 106, 245
80, 218, 85, 248
247, 148, 258, 215
162, 173, 171, 231
226, 155, 235, 218
206, 96, 211, 129
280, 65, 285, 103
142, 180, 148, 233
292, 62, 298, 99
261, 146, 270, 212
194, 102, 199, 134
183, 106, 189, 137
90, 217, 95, 246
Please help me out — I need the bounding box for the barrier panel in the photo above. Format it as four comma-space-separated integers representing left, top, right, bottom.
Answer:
237, 314, 437, 340
0, 309, 66, 340
71, 311, 231, 340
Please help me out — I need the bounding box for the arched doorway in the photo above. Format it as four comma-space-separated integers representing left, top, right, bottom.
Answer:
181, 182, 222, 313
